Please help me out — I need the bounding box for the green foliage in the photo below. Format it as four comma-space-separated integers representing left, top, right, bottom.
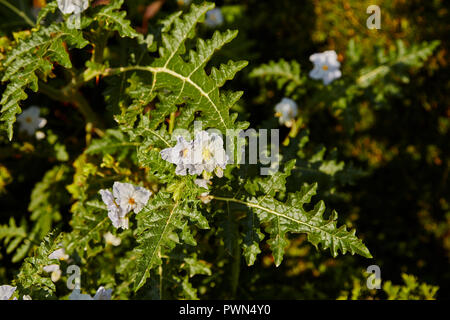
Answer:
383, 274, 439, 300
0, 23, 88, 140
0, 0, 446, 301
250, 59, 305, 98
15, 231, 64, 299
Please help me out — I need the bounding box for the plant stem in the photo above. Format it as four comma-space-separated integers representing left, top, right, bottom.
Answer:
0, 0, 35, 27
168, 111, 176, 134
230, 221, 241, 299
159, 250, 164, 300
38, 81, 105, 131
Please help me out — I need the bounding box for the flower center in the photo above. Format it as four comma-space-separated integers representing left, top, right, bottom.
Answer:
128, 197, 136, 206
202, 148, 213, 161
25, 116, 32, 123
322, 65, 329, 71
182, 148, 189, 158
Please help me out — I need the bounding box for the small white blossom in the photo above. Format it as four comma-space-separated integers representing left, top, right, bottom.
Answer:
191, 131, 228, 177
112, 182, 152, 214
23, 295, 32, 300
35, 131, 46, 140
274, 98, 298, 127
309, 50, 342, 85
161, 132, 228, 177
69, 287, 112, 300
99, 189, 128, 230
17, 106, 47, 136
0, 285, 16, 300
194, 178, 210, 189
68, 289, 94, 300
93, 286, 113, 300
48, 248, 69, 261
57, 0, 89, 15
104, 232, 121, 246
160, 136, 194, 176
199, 192, 212, 204
205, 8, 224, 27
100, 183, 151, 229
43, 264, 62, 282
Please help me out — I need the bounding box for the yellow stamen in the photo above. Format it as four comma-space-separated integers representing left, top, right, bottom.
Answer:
322, 65, 329, 71
128, 197, 136, 205
275, 112, 282, 117
182, 148, 189, 158
25, 117, 32, 123
202, 148, 213, 161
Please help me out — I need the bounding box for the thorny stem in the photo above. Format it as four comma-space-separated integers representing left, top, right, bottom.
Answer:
229, 201, 241, 299
38, 81, 105, 134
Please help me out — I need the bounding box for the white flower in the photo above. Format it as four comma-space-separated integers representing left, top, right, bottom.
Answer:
191, 131, 228, 177
17, 106, 47, 136
112, 182, 152, 214
43, 264, 62, 282
104, 232, 121, 246
194, 178, 210, 189
69, 287, 112, 300
0, 285, 16, 300
99, 189, 128, 230
69, 289, 94, 300
274, 98, 298, 127
93, 286, 112, 300
199, 192, 212, 204
35, 131, 46, 140
160, 136, 194, 176
161, 131, 228, 177
100, 183, 151, 229
309, 50, 342, 85
23, 295, 32, 300
57, 0, 89, 15
205, 8, 223, 27
48, 248, 69, 261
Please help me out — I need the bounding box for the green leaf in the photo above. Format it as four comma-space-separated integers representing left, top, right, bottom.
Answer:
15, 231, 64, 298
250, 59, 305, 96
0, 23, 88, 139
133, 192, 184, 291
94, 0, 140, 39
113, 2, 247, 133
246, 183, 372, 265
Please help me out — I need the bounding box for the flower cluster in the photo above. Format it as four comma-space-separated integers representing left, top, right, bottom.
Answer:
43, 247, 70, 282
309, 50, 342, 85
274, 98, 298, 127
99, 182, 152, 230
160, 131, 229, 178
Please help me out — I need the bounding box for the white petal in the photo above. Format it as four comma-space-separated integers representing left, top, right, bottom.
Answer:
69, 289, 93, 300
43, 264, 60, 273
48, 248, 69, 260
0, 285, 16, 300
93, 286, 112, 300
